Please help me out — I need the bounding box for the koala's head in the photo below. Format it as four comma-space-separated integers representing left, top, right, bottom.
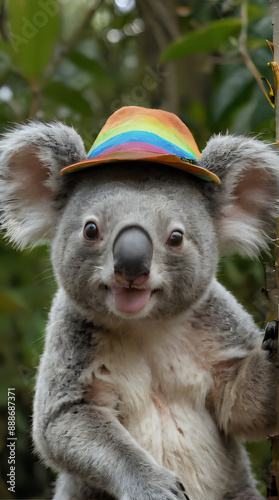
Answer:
0, 108, 279, 325
50, 164, 218, 322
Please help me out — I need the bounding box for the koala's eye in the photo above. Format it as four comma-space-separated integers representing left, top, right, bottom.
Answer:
84, 221, 99, 241
167, 230, 184, 248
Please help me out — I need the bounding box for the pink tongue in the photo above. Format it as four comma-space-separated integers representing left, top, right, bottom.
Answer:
111, 287, 151, 313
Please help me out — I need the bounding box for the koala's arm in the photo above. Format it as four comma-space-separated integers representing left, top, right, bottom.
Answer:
197, 282, 278, 439
211, 343, 277, 438
33, 291, 187, 500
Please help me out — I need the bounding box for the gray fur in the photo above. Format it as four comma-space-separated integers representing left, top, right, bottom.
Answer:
0, 121, 86, 248
200, 133, 279, 257
0, 121, 278, 500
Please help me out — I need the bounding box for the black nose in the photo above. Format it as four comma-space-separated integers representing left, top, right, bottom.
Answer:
113, 226, 153, 282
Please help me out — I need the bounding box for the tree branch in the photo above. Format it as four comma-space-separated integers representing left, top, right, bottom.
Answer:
28, 78, 42, 118
271, 0, 279, 143
267, 2, 279, 498
43, 0, 102, 83
239, 1, 269, 100
136, 0, 180, 113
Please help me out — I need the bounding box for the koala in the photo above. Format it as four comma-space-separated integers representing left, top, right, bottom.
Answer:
0, 106, 278, 500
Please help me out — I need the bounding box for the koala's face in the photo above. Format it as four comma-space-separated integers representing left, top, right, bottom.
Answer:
52, 164, 218, 324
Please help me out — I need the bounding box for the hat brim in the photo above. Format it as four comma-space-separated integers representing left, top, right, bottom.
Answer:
60, 151, 220, 184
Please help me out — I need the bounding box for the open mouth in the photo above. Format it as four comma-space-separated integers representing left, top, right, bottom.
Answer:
111, 286, 152, 314
100, 284, 158, 314
100, 283, 160, 314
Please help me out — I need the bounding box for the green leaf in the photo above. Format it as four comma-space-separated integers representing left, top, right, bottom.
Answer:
0, 289, 26, 313
246, 38, 267, 51
59, 0, 95, 41
0, 51, 12, 79
161, 18, 242, 63
7, 0, 60, 79
247, 5, 266, 20
44, 81, 92, 115
68, 50, 106, 80
211, 66, 254, 123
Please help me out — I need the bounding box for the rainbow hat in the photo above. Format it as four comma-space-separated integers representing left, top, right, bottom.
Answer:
61, 106, 220, 184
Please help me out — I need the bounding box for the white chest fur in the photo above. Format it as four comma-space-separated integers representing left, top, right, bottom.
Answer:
79, 316, 234, 500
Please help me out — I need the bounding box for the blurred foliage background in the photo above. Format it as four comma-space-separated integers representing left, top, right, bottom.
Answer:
0, 0, 277, 498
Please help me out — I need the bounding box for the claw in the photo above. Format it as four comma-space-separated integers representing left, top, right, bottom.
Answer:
178, 482, 185, 491
263, 321, 278, 341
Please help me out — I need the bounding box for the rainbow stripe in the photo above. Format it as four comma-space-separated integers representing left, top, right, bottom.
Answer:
88, 107, 200, 162
60, 106, 221, 184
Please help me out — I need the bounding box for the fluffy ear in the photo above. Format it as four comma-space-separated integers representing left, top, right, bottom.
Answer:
200, 134, 279, 258
0, 121, 87, 249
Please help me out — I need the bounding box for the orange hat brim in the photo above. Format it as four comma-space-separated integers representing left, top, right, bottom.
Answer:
61, 152, 220, 184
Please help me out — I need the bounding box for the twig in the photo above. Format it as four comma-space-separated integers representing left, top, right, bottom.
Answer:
0, 0, 9, 42
27, 0, 102, 117
43, 0, 103, 83
271, 0, 279, 144
136, 0, 180, 112
64, 0, 103, 48
239, 1, 270, 101
28, 78, 42, 119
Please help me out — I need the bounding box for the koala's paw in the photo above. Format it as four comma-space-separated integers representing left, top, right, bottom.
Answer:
262, 321, 278, 359
121, 467, 190, 500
